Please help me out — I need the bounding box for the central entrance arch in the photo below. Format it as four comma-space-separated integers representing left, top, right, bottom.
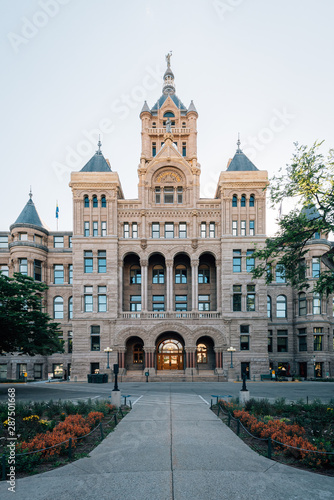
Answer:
156, 333, 184, 370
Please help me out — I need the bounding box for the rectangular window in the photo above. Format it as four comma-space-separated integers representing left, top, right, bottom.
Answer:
155, 187, 161, 204
179, 223, 187, 238
152, 268, 164, 284
152, 142, 156, 157
198, 267, 210, 284
177, 187, 183, 203
69, 264, 73, 284
298, 329, 307, 351
69, 236, 72, 248
84, 286, 93, 312
0, 364, 7, 379
19, 258, 28, 276
268, 330, 273, 352
246, 251, 255, 272
84, 221, 90, 237
130, 295, 142, 312
98, 286, 107, 312
19, 233, 28, 241
54, 236, 64, 248
241, 220, 246, 236
249, 220, 255, 236
91, 326, 100, 351
0, 265, 9, 276
313, 293, 321, 314
277, 330, 288, 352
232, 221, 238, 236
98, 250, 106, 273
84, 251, 93, 273
246, 284, 255, 311
34, 260, 42, 281
152, 295, 165, 311
233, 285, 242, 312
132, 222, 138, 239
164, 187, 174, 204
182, 142, 187, 156
152, 223, 160, 238
93, 221, 98, 237
175, 295, 187, 311
130, 267, 141, 284
68, 331, 73, 353
201, 223, 206, 238
101, 221, 107, 236
233, 250, 241, 273
165, 223, 174, 239
209, 223, 215, 238
54, 264, 64, 284
312, 258, 320, 278
314, 327, 323, 351
240, 335, 249, 350
124, 223, 130, 238
0, 235, 8, 248
198, 294, 210, 311
175, 268, 187, 284
34, 364, 43, 379
276, 265, 286, 283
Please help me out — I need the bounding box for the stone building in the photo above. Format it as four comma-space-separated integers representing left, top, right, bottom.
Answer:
0, 58, 333, 381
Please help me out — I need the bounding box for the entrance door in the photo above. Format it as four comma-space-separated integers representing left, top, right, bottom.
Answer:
157, 339, 183, 370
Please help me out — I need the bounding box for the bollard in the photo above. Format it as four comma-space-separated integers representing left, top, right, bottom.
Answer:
210, 399, 213, 409
267, 437, 272, 459
217, 404, 220, 416
237, 419, 240, 435
99, 421, 104, 440
114, 414, 118, 426
228, 412, 231, 427
68, 438, 72, 460
2, 453, 5, 481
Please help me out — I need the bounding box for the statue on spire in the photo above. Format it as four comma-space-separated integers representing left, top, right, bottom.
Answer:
166, 51, 172, 67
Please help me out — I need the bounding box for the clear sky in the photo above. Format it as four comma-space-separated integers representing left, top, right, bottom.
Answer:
1, 0, 333, 235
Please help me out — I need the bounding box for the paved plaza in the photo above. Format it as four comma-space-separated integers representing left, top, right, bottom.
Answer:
0, 382, 333, 500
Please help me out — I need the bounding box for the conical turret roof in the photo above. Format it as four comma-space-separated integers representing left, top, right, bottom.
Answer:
14, 194, 45, 228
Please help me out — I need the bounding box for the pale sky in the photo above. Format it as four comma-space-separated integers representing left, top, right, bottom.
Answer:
1, 0, 333, 235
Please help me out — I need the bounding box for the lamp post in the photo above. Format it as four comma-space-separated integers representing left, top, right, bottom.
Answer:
104, 347, 113, 369
313, 355, 316, 379
227, 347, 236, 368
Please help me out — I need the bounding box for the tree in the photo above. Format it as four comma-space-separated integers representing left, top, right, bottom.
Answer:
252, 141, 334, 296
0, 273, 63, 355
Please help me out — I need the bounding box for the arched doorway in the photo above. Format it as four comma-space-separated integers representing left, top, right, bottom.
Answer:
125, 336, 144, 371
156, 333, 184, 370
196, 336, 215, 370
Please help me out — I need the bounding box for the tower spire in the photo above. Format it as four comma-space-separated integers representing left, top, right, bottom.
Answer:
236, 133, 242, 153
96, 135, 102, 155
29, 186, 33, 200
163, 51, 175, 95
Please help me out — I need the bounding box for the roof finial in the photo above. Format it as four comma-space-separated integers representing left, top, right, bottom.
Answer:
166, 51, 172, 67
237, 133, 242, 153
29, 186, 33, 200
97, 135, 102, 155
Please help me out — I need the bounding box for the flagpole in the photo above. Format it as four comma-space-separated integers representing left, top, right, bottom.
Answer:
56, 200, 59, 230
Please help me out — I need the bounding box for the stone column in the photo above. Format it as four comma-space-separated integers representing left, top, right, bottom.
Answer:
185, 348, 196, 373
191, 259, 199, 311
166, 260, 173, 312
140, 259, 148, 312
145, 348, 156, 375
216, 259, 221, 313
214, 348, 224, 374
118, 259, 123, 315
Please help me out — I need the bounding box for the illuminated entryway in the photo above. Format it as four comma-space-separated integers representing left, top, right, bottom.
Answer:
157, 334, 184, 370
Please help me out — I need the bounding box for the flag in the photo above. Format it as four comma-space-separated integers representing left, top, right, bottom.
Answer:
56, 202, 59, 219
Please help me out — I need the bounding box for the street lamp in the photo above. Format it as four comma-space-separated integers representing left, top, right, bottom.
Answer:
227, 347, 236, 368
104, 347, 113, 369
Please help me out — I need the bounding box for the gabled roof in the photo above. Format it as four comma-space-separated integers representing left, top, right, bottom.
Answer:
14, 196, 45, 228
80, 151, 111, 172
151, 94, 187, 115
227, 150, 258, 172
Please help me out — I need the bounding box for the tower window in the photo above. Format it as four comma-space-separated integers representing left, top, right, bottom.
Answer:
152, 223, 160, 238
92, 196, 98, 208
165, 223, 174, 238
152, 142, 156, 157
84, 196, 89, 207
232, 195, 238, 207
124, 223, 130, 238
209, 223, 215, 238
164, 187, 174, 204
179, 222, 187, 238
163, 111, 175, 117
182, 122, 186, 128
152, 122, 156, 128
249, 220, 255, 236
177, 187, 183, 204
201, 223, 206, 238
182, 142, 187, 156
249, 195, 255, 207
155, 187, 161, 204
241, 195, 246, 207
232, 221, 238, 236
175, 265, 187, 284
153, 266, 165, 284
93, 221, 98, 237
101, 196, 106, 208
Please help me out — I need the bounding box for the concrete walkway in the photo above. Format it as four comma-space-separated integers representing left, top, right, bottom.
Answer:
1, 391, 333, 500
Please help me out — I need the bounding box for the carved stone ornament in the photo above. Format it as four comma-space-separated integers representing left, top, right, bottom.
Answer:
191, 239, 198, 250
156, 171, 182, 183
140, 239, 147, 250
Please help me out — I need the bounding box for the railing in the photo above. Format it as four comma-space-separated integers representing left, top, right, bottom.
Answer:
147, 128, 190, 135
119, 311, 221, 320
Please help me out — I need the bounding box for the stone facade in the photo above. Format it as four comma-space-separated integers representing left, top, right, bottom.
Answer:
0, 59, 333, 382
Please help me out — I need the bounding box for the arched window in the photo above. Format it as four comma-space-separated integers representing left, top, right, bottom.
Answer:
232, 195, 238, 207
175, 265, 187, 284
133, 343, 144, 364
130, 265, 141, 284
92, 195, 98, 207
267, 296, 272, 318
54, 296, 63, 319
298, 292, 307, 316
276, 295, 287, 318
163, 111, 175, 117
197, 344, 207, 363
101, 196, 106, 208
68, 297, 73, 320
198, 265, 210, 284
241, 194, 246, 207
249, 195, 255, 207
152, 265, 164, 284
152, 122, 156, 128
182, 122, 186, 128
84, 196, 89, 208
